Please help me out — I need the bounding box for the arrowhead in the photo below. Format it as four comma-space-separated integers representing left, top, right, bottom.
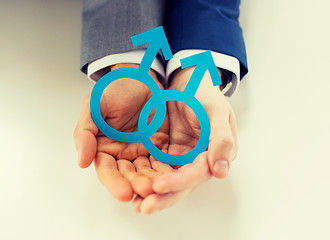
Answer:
131, 26, 173, 61
180, 50, 222, 87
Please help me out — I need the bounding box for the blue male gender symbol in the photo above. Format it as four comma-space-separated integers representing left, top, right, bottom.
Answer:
90, 26, 222, 166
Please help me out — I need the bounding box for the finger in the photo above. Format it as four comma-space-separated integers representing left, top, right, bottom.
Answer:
207, 109, 236, 178
96, 137, 125, 158
117, 159, 153, 198
73, 96, 98, 168
99, 140, 147, 161
139, 190, 192, 215
229, 109, 239, 160
133, 156, 161, 180
150, 131, 169, 151
118, 142, 148, 161
153, 152, 211, 194
149, 153, 175, 174
132, 195, 143, 213
94, 152, 134, 202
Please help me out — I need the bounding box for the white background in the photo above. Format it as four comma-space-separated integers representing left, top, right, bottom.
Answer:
1, 0, 330, 239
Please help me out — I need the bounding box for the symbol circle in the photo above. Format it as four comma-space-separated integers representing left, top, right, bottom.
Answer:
90, 67, 166, 143
138, 90, 210, 166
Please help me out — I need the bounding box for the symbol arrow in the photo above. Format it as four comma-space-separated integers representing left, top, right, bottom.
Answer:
131, 26, 173, 73
180, 50, 222, 95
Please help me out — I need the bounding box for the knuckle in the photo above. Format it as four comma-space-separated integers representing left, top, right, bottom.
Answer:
219, 135, 234, 148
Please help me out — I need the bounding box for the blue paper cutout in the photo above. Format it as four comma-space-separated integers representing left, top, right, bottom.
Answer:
90, 26, 222, 166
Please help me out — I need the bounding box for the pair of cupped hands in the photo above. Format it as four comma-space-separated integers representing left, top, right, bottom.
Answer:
74, 63, 238, 214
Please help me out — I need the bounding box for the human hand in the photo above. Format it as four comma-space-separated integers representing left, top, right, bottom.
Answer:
167, 66, 238, 178
73, 63, 170, 201
74, 64, 238, 214
131, 67, 238, 214
131, 151, 212, 214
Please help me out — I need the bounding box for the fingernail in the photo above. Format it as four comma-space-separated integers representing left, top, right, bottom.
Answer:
214, 160, 229, 178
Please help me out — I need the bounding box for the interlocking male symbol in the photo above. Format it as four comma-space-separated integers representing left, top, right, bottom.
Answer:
90, 26, 222, 166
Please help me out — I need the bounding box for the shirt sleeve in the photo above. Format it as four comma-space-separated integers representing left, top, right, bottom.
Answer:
87, 49, 166, 85
166, 50, 240, 97
87, 49, 240, 96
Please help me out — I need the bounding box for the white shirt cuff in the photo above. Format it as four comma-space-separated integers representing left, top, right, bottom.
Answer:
166, 50, 240, 97
87, 49, 166, 83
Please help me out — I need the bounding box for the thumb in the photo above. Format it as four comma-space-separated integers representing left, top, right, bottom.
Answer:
73, 96, 99, 168
207, 109, 235, 178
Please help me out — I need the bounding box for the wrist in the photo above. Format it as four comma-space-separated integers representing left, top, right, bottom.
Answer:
110, 63, 140, 71
90, 64, 140, 82
169, 67, 223, 91
111, 63, 160, 86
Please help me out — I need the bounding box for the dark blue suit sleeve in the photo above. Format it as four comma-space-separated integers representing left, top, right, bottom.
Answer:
164, 0, 248, 79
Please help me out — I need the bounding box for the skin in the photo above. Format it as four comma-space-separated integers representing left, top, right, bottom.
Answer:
73, 63, 238, 214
